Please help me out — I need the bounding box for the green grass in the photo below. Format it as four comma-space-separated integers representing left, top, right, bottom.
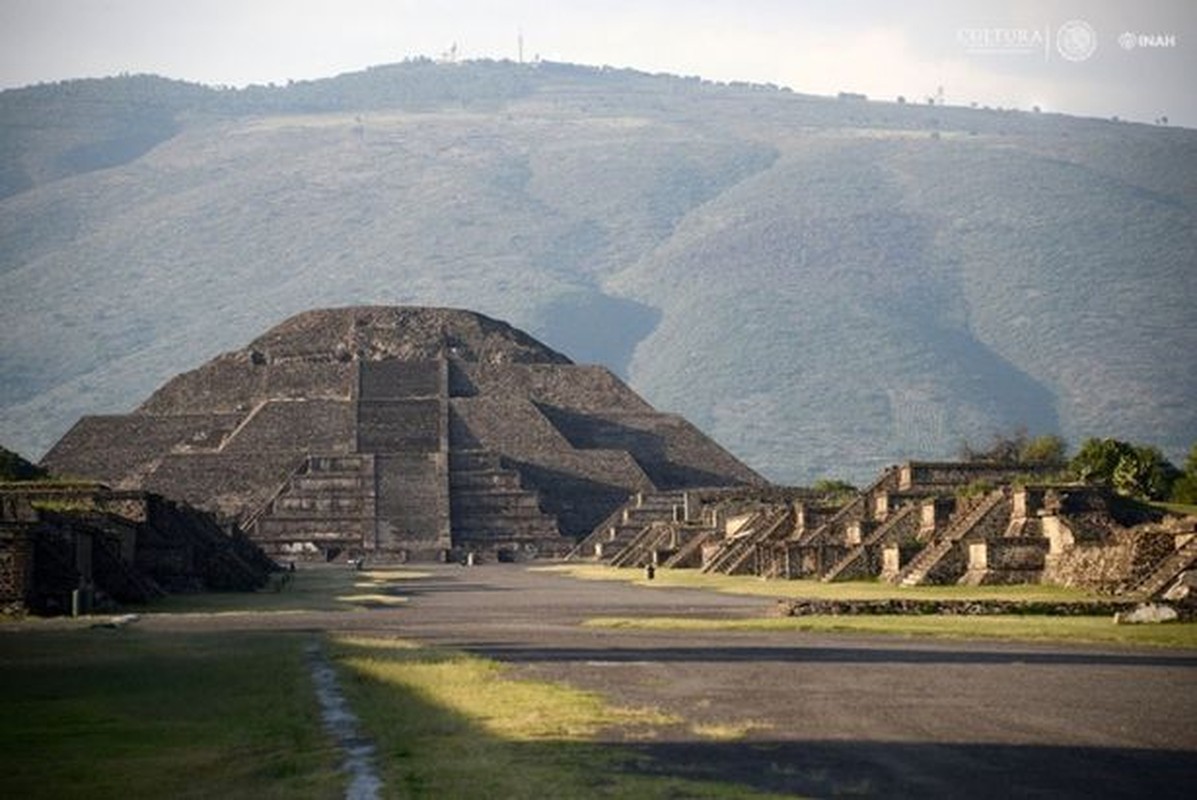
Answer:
332, 636, 790, 798
1154, 501, 1197, 516
0, 630, 341, 799
584, 615, 1197, 649
539, 564, 1103, 603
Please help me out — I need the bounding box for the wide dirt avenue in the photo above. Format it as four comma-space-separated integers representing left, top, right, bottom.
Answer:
136, 563, 1197, 797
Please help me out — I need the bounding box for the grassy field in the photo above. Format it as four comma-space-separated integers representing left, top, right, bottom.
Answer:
545, 564, 1197, 648
584, 614, 1197, 649
0, 629, 341, 799
538, 564, 1104, 603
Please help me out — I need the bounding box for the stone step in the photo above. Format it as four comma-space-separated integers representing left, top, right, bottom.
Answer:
449, 470, 524, 490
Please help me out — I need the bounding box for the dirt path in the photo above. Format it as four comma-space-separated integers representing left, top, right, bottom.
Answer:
369, 564, 1197, 798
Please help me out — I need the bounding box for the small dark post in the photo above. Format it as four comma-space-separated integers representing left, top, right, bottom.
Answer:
645, 563, 655, 581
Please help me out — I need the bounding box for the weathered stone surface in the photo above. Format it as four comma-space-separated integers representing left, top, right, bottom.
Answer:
1114, 603, 1181, 625
42, 307, 764, 561
771, 597, 1138, 618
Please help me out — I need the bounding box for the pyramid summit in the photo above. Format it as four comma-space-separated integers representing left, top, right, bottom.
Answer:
43, 306, 763, 561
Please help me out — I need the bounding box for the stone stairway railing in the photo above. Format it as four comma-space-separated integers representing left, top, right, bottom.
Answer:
609, 524, 673, 568
661, 528, 716, 568
240, 454, 317, 532
565, 500, 633, 560
701, 507, 792, 575
565, 491, 685, 561
895, 489, 1006, 587
1130, 535, 1197, 598
821, 503, 920, 583
795, 467, 899, 547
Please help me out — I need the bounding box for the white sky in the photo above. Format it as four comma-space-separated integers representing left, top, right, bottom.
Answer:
1, 0, 1194, 126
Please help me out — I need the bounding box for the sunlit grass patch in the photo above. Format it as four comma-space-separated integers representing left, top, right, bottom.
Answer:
540, 564, 1101, 603
334, 636, 674, 740
357, 568, 431, 582
583, 615, 1197, 649
692, 720, 774, 741
335, 593, 408, 608
331, 636, 784, 799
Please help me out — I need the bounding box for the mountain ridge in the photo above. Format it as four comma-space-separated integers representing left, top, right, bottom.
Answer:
2, 60, 1194, 483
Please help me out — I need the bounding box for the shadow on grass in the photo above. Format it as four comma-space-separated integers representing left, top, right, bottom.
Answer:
330, 637, 1197, 799
0, 629, 341, 799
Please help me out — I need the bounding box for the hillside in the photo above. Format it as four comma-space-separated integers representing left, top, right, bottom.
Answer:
2, 60, 1195, 483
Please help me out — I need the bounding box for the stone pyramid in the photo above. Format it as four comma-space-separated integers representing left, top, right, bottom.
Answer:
43, 307, 765, 561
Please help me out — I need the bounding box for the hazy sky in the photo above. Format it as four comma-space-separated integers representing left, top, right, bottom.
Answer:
2, 0, 1194, 126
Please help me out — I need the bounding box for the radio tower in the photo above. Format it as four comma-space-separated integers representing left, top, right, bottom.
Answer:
518, 28, 524, 64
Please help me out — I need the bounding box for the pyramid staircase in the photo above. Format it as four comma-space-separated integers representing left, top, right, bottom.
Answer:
248, 455, 375, 558
661, 527, 718, 568
821, 503, 921, 582
1129, 534, 1197, 599
567, 491, 687, 562
701, 507, 793, 575
608, 523, 679, 568
448, 449, 562, 556
894, 489, 1008, 586
794, 467, 900, 548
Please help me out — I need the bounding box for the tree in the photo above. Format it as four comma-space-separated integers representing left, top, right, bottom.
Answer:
1020, 434, 1067, 465
1169, 443, 1197, 505
0, 445, 48, 482
1069, 438, 1180, 501
958, 429, 1066, 466
812, 479, 857, 502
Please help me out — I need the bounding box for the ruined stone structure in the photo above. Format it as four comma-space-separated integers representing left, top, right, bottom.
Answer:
0, 483, 272, 615
43, 307, 764, 561
575, 461, 1197, 599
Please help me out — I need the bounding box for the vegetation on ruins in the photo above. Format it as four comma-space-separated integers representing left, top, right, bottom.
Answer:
1068, 437, 1184, 502
811, 478, 858, 503
2, 61, 1194, 486
0, 445, 46, 482
957, 429, 1067, 467
1167, 444, 1197, 506
954, 430, 1197, 505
